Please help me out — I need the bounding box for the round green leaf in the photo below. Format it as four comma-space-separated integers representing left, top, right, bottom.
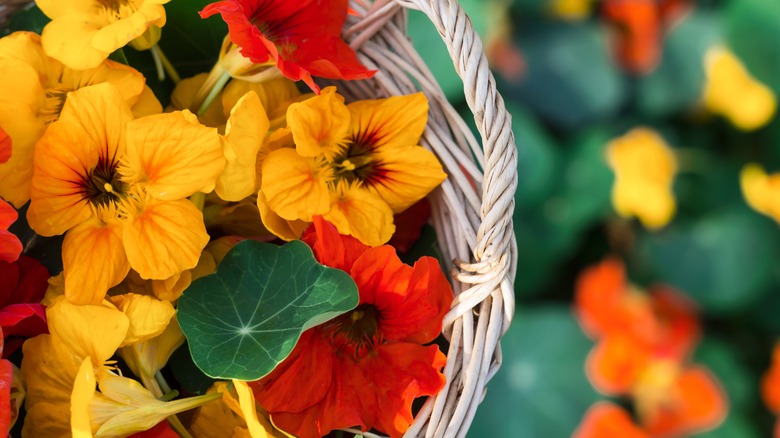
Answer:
178, 240, 359, 381
468, 306, 602, 437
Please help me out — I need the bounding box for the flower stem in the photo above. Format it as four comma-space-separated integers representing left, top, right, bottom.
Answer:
152, 45, 181, 84
150, 45, 165, 82
189, 192, 206, 212
154, 371, 195, 438
191, 61, 231, 116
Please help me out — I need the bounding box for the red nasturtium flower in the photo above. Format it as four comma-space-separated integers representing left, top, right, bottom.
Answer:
0, 255, 49, 357
573, 402, 649, 438
575, 258, 727, 437
0, 127, 21, 263
200, 0, 375, 93
762, 343, 780, 436
250, 217, 452, 438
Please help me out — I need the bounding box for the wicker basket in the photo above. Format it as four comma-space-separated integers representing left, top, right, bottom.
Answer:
1, 0, 517, 437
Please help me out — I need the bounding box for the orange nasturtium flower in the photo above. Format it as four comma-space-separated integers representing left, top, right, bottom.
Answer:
703, 46, 777, 131
740, 163, 780, 224
762, 343, 780, 436
0, 127, 21, 263
26, 83, 225, 305
258, 87, 447, 246
573, 402, 649, 438
575, 258, 727, 437
606, 127, 677, 230
22, 296, 219, 437
250, 217, 452, 438
0, 31, 160, 208
35, 0, 169, 70
200, 0, 375, 93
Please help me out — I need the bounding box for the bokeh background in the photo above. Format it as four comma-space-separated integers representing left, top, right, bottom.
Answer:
405, 0, 780, 437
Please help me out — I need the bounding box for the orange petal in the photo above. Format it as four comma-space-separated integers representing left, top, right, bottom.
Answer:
573, 402, 649, 438
62, 220, 130, 305
122, 199, 210, 280
257, 189, 310, 241
643, 366, 728, 437
763, 343, 780, 414
122, 110, 225, 201
109, 293, 176, 345
586, 335, 650, 395
0, 199, 21, 263
288, 86, 350, 159
648, 286, 700, 361
261, 148, 331, 221
323, 183, 395, 246
574, 257, 628, 338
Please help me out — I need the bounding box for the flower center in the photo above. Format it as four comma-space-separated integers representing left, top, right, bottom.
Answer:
331, 141, 377, 185
96, 0, 139, 21
38, 86, 71, 126
82, 158, 126, 208
332, 304, 380, 349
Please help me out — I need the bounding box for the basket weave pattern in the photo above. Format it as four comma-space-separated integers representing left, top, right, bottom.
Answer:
337, 1, 517, 436
0, 0, 518, 436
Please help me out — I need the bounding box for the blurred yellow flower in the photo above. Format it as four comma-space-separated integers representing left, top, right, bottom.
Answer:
0, 31, 160, 208
703, 46, 777, 131
550, 0, 595, 21
740, 163, 780, 223
27, 83, 224, 304
35, 0, 170, 70
607, 128, 677, 230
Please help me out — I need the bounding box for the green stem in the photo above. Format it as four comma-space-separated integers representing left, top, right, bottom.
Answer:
198, 70, 231, 116
155, 371, 193, 438
152, 44, 181, 84
150, 45, 165, 82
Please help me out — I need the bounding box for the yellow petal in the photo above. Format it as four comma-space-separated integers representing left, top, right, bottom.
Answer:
234, 379, 270, 438
47, 298, 130, 365
257, 189, 310, 241
151, 269, 193, 301
122, 199, 210, 280
261, 148, 331, 221
35, 0, 96, 17
703, 46, 777, 131
71, 358, 97, 438
109, 293, 176, 346
740, 163, 780, 223
41, 13, 111, 70
347, 92, 428, 153
119, 316, 185, 391
216, 91, 270, 202
606, 127, 678, 229
91, 3, 166, 53
190, 383, 244, 438
288, 87, 350, 158
62, 220, 130, 305
131, 85, 163, 118
368, 145, 447, 213
122, 110, 226, 200
168, 73, 227, 127
222, 76, 303, 128
323, 183, 395, 246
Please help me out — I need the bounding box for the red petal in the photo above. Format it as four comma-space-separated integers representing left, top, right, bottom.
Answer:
388, 199, 430, 254
649, 286, 700, 361
0, 126, 10, 164
586, 335, 650, 395
351, 247, 451, 344
602, 0, 662, 74
0, 358, 12, 436
643, 366, 728, 437
126, 419, 180, 438
573, 402, 649, 438
0, 200, 21, 263
763, 343, 780, 414
302, 217, 368, 272
9, 256, 49, 305
0, 303, 47, 340
359, 343, 446, 437
252, 329, 333, 414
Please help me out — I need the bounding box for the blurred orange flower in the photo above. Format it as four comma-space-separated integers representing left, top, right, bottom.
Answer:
762, 343, 780, 436
575, 258, 727, 437
573, 402, 649, 438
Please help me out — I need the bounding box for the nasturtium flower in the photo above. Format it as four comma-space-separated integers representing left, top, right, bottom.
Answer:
0, 31, 160, 208
259, 87, 447, 246
762, 343, 780, 434
190, 380, 290, 438
200, 0, 375, 93
23, 296, 217, 437
573, 402, 649, 438
35, 0, 170, 70
251, 217, 452, 438
0, 256, 49, 356
703, 46, 777, 131
0, 200, 21, 264
27, 83, 225, 305
551, 0, 596, 21
0, 326, 21, 436
740, 163, 780, 224
606, 127, 677, 230
601, 0, 662, 75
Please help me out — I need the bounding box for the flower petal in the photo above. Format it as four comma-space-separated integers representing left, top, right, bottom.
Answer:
122, 110, 225, 200
47, 298, 130, 365
62, 220, 130, 305
261, 148, 331, 221
350, 246, 451, 343
0, 200, 21, 263
0, 126, 10, 164
216, 91, 269, 201
70, 357, 97, 438
288, 87, 350, 158
573, 402, 649, 438
123, 199, 210, 280
41, 13, 111, 70
323, 183, 395, 246
109, 294, 175, 346
586, 335, 650, 395
91, 4, 167, 54
257, 189, 310, 241
301, 216, 368, 273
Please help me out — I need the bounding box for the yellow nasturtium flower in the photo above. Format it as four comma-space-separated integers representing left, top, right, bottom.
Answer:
703, 46, 777, 131
0, 31, 160, 208
607, 127, 677, 230
23, 297, 218, 437
740, 163, 780, 223
26, 83, 225, 305
35, 0, 170, 70
549, 0, 595, 21
258, 87, 447, 246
